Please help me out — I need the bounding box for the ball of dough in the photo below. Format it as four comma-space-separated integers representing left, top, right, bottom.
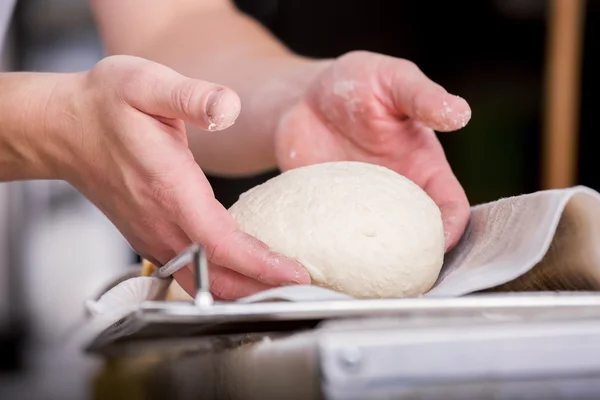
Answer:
228, 161, 444, 298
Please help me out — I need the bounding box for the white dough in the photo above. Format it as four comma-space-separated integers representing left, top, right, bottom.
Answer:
228, 161, 445, 298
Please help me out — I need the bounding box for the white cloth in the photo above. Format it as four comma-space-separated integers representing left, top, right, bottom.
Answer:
87, 185, 600, 317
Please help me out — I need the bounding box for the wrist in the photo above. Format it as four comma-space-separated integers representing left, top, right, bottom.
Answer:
0, 72, 79, 181
250, 55, 330, 119
242, 56, 332, 165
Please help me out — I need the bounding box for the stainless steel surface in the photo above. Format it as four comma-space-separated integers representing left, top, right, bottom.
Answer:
86, 246, 600, 399
319, 316, 600, 400
96, 310, 600, 400
86, 291, 600, 355
128, 291, 600, 322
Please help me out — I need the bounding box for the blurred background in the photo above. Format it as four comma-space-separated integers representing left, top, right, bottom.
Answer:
0, 0, 598, 396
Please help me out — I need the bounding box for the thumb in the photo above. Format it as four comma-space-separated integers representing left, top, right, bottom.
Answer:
377, 55, 472, 132
119, 57, 241, 131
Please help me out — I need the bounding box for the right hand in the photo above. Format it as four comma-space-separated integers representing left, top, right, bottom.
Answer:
41, 55, 310, 299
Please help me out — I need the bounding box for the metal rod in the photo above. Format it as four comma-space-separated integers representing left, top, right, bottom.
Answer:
157, 245, 195, 278
156, 244, 214, 308
193, 245, 214, 308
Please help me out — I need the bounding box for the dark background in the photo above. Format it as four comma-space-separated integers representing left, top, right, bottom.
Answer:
202, 0, 600, 208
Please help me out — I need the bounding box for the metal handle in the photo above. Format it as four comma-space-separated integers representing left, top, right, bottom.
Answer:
157, 244, 214, 308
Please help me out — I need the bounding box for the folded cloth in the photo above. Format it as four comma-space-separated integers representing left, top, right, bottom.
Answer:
428, 185, 600, 297
85, 185, 600, 316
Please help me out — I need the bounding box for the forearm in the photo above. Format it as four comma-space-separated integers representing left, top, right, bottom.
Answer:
0, 72, 71, 181
90, 1, 329, 176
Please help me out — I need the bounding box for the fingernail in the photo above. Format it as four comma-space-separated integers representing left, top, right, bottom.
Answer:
434, 94, 472, 132
443, 229, 451, 252
291, 260, 312, 285
440, 206, 457, 252
273, 255, 311, 285
206, 89, 241, 131
452, 95, 471, 128
459, 108, 472, 128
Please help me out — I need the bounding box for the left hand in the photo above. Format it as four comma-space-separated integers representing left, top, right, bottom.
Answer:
274, 51, 472, 251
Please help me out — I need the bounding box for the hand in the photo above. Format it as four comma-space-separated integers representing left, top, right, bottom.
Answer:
274, 51, 471, 251
45, 55, 310, 299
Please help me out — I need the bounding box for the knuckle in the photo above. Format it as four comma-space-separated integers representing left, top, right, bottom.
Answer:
137, 214, 160, 232
137, 172, 183, 221
202, 230, 256, 273
91, 56, 145, 97
148, 179, 181, 215
118, 69, 151, 102
203, 229, 240, 267
396, 60, 424, 84
399, 58, 419, 72
341, 50, 374, 62
174, 82, 201, 118
203, 238, 222, 265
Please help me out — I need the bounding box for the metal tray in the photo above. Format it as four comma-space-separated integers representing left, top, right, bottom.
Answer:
85, 244, 600, 355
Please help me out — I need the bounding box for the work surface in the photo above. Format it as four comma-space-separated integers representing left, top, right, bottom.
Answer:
2, 292, 600, 399
86, 292, 600, 400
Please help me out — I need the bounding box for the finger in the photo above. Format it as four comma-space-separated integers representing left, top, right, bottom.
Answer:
421, 165, 470, 252
438, 200, 470, 252
173, 267, 227, 302
175, 171, 311, 286
118, 57, 241, 131
204, 227, 311, 286
379, 56, 472, 132
173, 264, 274, 300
